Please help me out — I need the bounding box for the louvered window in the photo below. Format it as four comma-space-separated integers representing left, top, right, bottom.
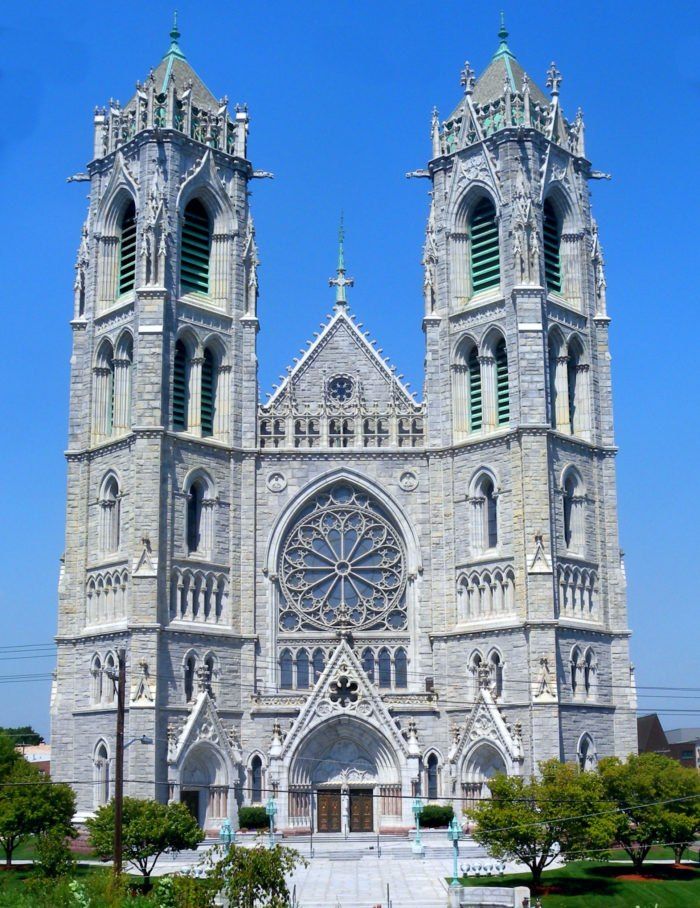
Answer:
201, 348, 215, 437
469, 198, 500, 294
468, 348, 482, 432
543, 199, 562, 293
118, 201, 137, 296
180, 198, 211, 295
496, 339, 509, 426
173, 340, 188, 431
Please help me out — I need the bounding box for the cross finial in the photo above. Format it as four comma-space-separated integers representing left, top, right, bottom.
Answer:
170, 11, 180, 42
498, 11, 508, 45
165, 11, 186, 60
546, 61, 562, 97
329, 213, 354, 309
460, 61, 475, 95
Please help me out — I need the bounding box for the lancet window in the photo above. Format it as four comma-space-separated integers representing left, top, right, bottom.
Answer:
469, 198, 500, 294
180, 199, 211, 296
543, 199, 562, 293
562, 468, 585, 554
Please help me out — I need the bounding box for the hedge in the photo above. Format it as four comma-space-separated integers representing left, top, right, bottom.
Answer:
237, 807, 269, 830
420, 804, 454, 828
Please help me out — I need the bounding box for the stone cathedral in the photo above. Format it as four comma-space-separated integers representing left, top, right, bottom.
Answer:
53, 19, 637, 834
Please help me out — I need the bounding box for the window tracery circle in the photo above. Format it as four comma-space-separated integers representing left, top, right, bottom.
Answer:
327, 375, 355, 403
279, 483, 407, 632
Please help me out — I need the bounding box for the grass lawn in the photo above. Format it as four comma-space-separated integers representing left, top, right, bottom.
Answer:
458, 861, 700, 907
0, 839, 38, 861
609, 844, 700, 862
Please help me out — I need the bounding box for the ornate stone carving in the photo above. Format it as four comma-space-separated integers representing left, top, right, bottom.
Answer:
266, 471, 287, 493
512, 164, 541, 286
131, 659, 154, 704
398, 470, 419, 492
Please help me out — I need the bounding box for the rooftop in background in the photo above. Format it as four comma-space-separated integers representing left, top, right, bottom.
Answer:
665, 727, 700, 744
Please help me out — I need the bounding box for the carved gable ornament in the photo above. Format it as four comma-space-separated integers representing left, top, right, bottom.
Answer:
276, 637, 410, 763
167, 691, 241, 766
449, 687, 523, 768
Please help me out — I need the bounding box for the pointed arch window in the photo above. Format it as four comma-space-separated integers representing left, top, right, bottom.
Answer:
118, 201, 137, 296
570, 646, 581, 695
469, 198, 500, 294
94, 741, 110, 807
91, 655, 103, 704
296, 649, 310, 689
583, 648, 596, 698
563, 470, 584, 553
495, 339, 509, 426
471, 473, 498, 553
186, 477, 213, 555
427, 754, 439, 800
184, 653, 196, 703
361, 648, 375, 683
181, 199, 211, 295
394, 648, 408, 688
201, 348, 216, 437
312, 648, 325, 682
489, 652, 503, 699
543, 199, 562, 293
93, 341, 115, 439
251, 756, 263, 803
99, 474, 121, 555
173, 340, 189, 431
103, 653, 116, 705
279, 649, 293, 689
378, 648, 392, 689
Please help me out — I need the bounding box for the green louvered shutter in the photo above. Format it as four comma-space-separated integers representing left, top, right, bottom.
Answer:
470, 198, 500, 293
543, 200, 562, 292
118, 201, 137, 296
173, 341, 187, 431
180, 199, 211, 295
496, 340, 509, 425
201, 348, 215, 437
469, 348, 482, 432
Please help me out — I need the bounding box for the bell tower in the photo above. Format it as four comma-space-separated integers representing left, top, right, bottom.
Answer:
420, 17, 636, 767
54, 17, 259, 810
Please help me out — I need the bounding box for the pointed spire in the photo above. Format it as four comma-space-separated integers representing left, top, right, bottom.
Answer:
328, 213, 354, 310
164, 11, 186, 61
493, 11, 515, 60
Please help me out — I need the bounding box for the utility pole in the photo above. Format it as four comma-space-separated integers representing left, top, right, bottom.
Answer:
113, 648, 126, 875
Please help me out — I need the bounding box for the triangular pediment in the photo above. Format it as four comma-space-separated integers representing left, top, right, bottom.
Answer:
167, 691, 241, 767
277, 637, 410, 763
450, 687, 523, 767
262, 308, 419, 412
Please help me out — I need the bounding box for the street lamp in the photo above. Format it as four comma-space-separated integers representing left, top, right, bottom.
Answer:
411, 797, 424, 854
265, 796, 277, 848
447, 816, 463, 888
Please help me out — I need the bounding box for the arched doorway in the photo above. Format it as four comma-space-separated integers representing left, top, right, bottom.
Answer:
180, 743, 229, 832
288, 716, 401, 833
462, 742, 507, 812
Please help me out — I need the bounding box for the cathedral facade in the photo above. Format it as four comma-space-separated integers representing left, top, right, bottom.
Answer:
53, 20, 637, 834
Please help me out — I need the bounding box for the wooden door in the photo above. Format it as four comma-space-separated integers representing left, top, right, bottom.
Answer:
181, 790, 200, 823
349, 789, 373, 832
317, 789, 341, 832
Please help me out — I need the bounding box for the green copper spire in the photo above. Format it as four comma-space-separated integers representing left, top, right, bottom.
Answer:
164, 11, 186, 62
329, 214, 354, 308
493, 11, 515, 60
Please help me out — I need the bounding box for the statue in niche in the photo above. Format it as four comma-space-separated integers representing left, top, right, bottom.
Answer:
512, 164, 540, 285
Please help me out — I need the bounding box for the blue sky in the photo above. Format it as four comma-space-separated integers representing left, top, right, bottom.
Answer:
1, 1, 698, 737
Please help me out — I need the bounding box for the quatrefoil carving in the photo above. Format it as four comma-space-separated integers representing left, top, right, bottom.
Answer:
328, 674, 359, 707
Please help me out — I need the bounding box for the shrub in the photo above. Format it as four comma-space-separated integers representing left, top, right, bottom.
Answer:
420, 804, 454, 828
237, 806, 269, 830
34, 827, 75, 878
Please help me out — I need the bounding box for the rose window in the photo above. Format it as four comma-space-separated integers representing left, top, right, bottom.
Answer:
279, 484, 407, 632
328, 375, 354, 403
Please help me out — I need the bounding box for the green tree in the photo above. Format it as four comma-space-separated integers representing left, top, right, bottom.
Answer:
0, 726, 44, 747
209, 844, 307, 908
599, 752, 700, 868
87, 797, 204, 884
468, 759, 617, 886
0, 759, 75, 867
0, 731, 20, 780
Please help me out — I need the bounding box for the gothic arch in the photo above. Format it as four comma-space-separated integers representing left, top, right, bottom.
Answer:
577, 732, 598, 771
175, 326, 202, 357
479, 326, 506, 357
95, 152, 139, 233
452, 186, 499, 233
182, 467, 217, 498
265, 468, 422, 576
543, 181, 580, 234
176, 150, 236, 232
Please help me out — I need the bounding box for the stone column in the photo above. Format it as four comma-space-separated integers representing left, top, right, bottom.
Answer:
452, 364, 468, 437
554, 356, 571, 432
480, 355, 497, 431
574, 363, 591, 439
112, 358, 131, 432
188, 355, 203, 436
216, 364, 231, 441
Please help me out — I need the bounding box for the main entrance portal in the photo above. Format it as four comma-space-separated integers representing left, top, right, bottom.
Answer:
316, 788, 374, 832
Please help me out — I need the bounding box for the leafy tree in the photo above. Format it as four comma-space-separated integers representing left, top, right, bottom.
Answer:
0, 726, 44, 747
599, 752, 700, 868
468, 759, 617, 886
34, 826, 75, 878
0, 758, 75, 867
0, 731, 20, 780
209, 844, 307, 908
87, 797, 204, 884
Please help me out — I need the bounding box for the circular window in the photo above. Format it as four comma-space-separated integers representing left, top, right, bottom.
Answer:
279, 483, 407, 632
328, 375, 355, 403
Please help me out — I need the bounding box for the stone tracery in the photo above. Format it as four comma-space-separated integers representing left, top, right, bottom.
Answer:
279, 483, 407, 633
